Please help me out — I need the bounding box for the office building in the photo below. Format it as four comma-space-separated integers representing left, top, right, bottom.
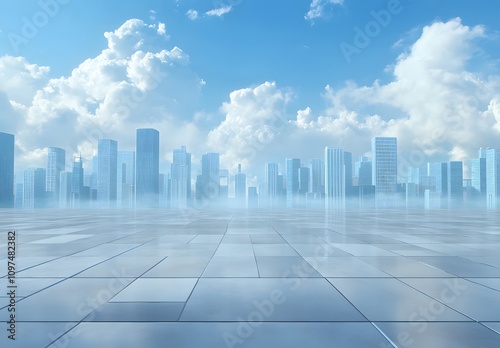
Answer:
24, 168, 46, 209
198, 153, 220, 202
59, 171, 72, 208
471, 148, 487, 198
309, 159, 324, 198
46, 147, 65, 204
97, 139, 118, 205
170, 146, 191, 209
117, 151, 135, 207
0, 132, 14, 208
235, 164, 246, 206
372, 137, 398, 199
447, 161, 463, 207
325, 147, 345, 208
136, 129, 159, 208
286, 158, 300, 208
486, 149, 500, 209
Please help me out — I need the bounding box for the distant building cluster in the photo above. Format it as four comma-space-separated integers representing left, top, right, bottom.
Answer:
0, 130, 499, 209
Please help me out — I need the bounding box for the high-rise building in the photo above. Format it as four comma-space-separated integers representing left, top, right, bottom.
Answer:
265, 162, 279, 207
286, 158, 300, 208
59, 171, 72, 208
356, 157, 372, 187
344, 151, 353, 196
136, 129, 159, 208
325, 147, 345, 208
170, 146, 191, 209
298, 166, 309, 196
0, 132, 14, 208
372, 137, 398, 202
14, 183, 23, 209
471, 148, 487, 198
219, 169, 229, 201
428, 162, 448, 196
71, 155, 84, 205
97, 139, 118, 206
309, 159, 324, 197
23, 168, 46, 209
235, 164, 246, 206
117, 151, 135, 207
447, 161, 463, 207
46, 147, 65, 204
198, 153, 220, 203
248, 186, 258, 209
486, 149, 500, 209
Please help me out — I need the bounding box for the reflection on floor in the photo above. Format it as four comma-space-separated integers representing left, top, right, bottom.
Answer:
1, 209, 500, 347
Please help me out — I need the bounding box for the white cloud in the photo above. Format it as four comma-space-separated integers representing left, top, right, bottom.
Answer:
206, 5, 232, 17
291, 18, 500, 176
157, 22, 166, 36
305, 0, 344, 21
207, 82, 292, 171
186, 9, 199, 20
0, 19, 204, 175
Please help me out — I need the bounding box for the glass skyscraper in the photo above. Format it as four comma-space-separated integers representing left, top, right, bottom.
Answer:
171, 146, 191, 209
136, 129, 159, 208
471, 148, 487, 198
24, 168, 46, 209
447, 161, 463, 207
325, 147, 345, 208
234, 164, 246, 205
117, 151, 135, 207
71, 155, 84, 205
0, 132, 14, 208
46, 147, 65, 204
486, 149, 500, 209
372, 137, 398, 200
199, 152, 220, 202
309, 159, 324, 197
286, 158, 300, 208
97, 139, 118, 205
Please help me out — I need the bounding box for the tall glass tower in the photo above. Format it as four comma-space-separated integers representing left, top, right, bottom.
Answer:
0, 132, 14, 208
325, 147, 345, 208
486, 149, 500, 209
171, 146, 191, 209
136, 129, 159, 208
97, 139, 118, 206
372, 137, 398, 204
46, 147, 65, 203
286, 158, 300, 208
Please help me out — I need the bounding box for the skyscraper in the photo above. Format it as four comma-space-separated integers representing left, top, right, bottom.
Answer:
71, 155, 84, 205
136, 129, 159, 208
447, 161, 463, 207
97, 139, 118, 206
325, 147, 345, 208
286, 158, 300, 208
486, 149, 500, 209
265, 162, 279, 207
23, 168, 46, 209
471, 148, 487, 198
198, 153, 220, 203
428, 162, 448, 196
356, 157, 372, 186
309, 159, 324, 198
344, 151, 353, 196
0, 132, 14, 208
117, 151, 135, 207
46, 147, 65, 204
372, 137, 398, 202
235, 164, 246, 206
171, 146, 191, 209
59, 171, 72, 208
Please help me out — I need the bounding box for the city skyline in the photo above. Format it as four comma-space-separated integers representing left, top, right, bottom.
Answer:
2, 128, 500, 209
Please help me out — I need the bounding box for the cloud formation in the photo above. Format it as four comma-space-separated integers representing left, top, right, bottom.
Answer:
1, 19, 203, 172
305, 0, 344, 21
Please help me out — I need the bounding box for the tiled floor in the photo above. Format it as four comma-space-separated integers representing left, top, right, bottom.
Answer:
1, 208, 500, 347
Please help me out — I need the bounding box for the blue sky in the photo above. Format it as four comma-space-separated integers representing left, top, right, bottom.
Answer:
0, 0, 500, 182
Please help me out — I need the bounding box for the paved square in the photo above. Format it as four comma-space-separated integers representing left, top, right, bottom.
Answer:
1, 208, 500, 347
